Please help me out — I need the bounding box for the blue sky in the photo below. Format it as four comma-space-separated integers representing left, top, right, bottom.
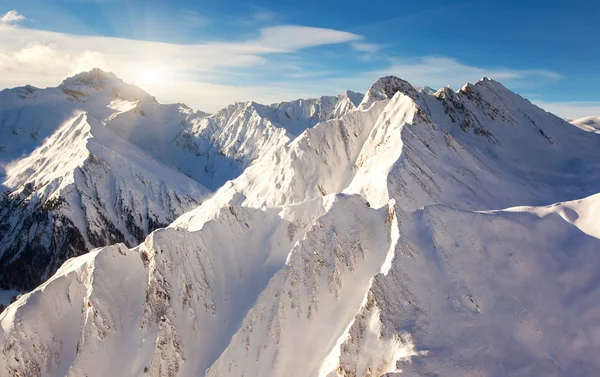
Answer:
0, 0, 598, 117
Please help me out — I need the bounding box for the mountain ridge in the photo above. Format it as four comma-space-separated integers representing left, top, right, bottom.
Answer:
0, 68, 365, 290
0, 70, 599, 376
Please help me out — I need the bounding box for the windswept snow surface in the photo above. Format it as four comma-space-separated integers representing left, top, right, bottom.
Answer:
2, 72, 600, 376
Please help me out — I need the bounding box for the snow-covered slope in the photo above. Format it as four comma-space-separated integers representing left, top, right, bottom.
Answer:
177, 91, 364, 186
330, 197, 600, 377
0, 69, 363, 290
2, 74, 600, 376
0, 68, 363, 189
176, 76, 600, 228
0, 69, 164, 175
0, 69, 218, 290
350, 77, 600, 211
0, 76, 180, 289
0, 69, 216, 186
0, 194, 389, 376
0, 112, 209, 290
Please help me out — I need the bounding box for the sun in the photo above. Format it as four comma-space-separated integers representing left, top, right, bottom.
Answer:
138, 67, 165, 87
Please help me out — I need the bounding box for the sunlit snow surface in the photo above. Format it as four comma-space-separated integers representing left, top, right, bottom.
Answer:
0, 69, 362, 290
1, 72, 600, 376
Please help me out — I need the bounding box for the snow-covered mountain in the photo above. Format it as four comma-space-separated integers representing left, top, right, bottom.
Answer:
178, 91, 364, 186
176, 76, 600, 227
0, 69, 363, 291
1, 72, 600, 376
0, 70, 210, 290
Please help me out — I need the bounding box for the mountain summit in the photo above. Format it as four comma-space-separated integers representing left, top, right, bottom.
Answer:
61, 68, 122, 89
1, 72, 599, 376
359, 75, 419, 109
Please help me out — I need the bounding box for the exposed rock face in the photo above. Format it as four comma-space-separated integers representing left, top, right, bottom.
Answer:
0, 113, 207, 290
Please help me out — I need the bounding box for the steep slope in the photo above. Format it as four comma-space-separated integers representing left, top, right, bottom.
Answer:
0, 194, 389, 377
348, 77, 600, 211
100, 73, 363, 188
200, 79, 600, 377
0, 69, 217, 186
328, 195, 600, 377
172, 79, 400, 228
0, 69, 159, 175
2, 75, 600, 377
0, 112, 208, 290
176, 76, 600, 228
205, 199, 394, 377
176, 91, 364, 187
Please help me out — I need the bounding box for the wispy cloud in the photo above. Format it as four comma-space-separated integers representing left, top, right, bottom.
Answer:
0, 10, 25, 24
533, 100, 600, 120
374, 56, 563, 90
252, 26, 361, 52
0, 12, 570, 116
267, 56, 564, 99
251, 7, 280, 22
0, 19, 363, 110
181, 9, 209, 28
0, 23, 362, 77
351, 42, 383, 54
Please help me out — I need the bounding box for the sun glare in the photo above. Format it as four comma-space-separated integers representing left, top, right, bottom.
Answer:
138, 67, 164, 86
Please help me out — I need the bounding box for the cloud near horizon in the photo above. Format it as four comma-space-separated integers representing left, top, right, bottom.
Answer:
0, 10, 593, 118
0, 10, 25, 24
532, 101, 600, 121
378, 56, 563, 89
0, 15, 362, 98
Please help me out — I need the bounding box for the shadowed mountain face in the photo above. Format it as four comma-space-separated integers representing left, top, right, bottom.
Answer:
1, 70, 600, 377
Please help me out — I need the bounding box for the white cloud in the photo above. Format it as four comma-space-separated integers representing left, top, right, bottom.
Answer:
0, 22, 363, 110
532, 100, 600, 120
251, 9, 280, 22
374, 56, 563, 90
156, 81, 312, 111
261, 56, 565, 102
351, 42, 383, 54
0, 10, 25, 24
0, 22, 568, 116
251, 26, 361, 52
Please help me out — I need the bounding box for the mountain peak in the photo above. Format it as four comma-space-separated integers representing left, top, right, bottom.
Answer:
458, 76, 507, 93
457, 77, 511, 105
60, 68, 123, 90
416, 86, 436, 95
370, 76, 417, 98
360, 76, 419, 109
475, 76, 506, 88
343, 90, 365, 107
